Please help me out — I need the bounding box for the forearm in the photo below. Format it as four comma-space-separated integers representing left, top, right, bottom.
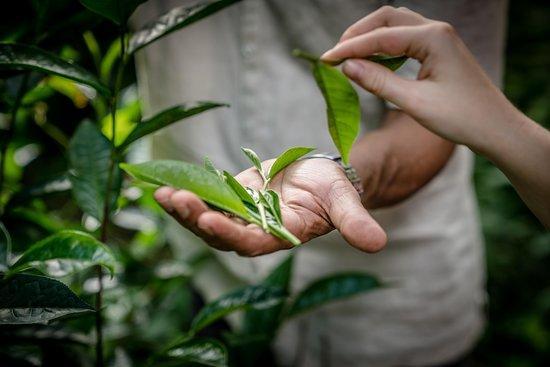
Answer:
474, 109, 550, 227
350, 110, 455, 209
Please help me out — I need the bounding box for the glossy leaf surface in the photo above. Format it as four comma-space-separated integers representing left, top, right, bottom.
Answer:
268, 146, 315, 180
223, 171, 254, 205
79, 0, 147, 25
68, 120, 121, 221
190, 285, 285, 333
120, 160, 249, 219
0, 274, 93, 324
286, 273, 381, 317
160, 338, 228, 367
129, 0, 242, 53
118, 102, 227, 152
9, 230, 116, 277
0, 43, 110, 97
241, 147, 264, 177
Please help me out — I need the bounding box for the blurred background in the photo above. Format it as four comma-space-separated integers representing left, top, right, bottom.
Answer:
0, 0, 549, 366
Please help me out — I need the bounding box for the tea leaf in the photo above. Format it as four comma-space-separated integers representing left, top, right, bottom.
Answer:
286, 273, 381, 318
0, 222, 11, 272
120, 160, 249, 219
68, 120, 121, 221
243, 256, 293, 336
160, 338, 228, 367
268, 146, 315, 180
8, 173, 71, 207
190, 285, 285, 333
204, 157, 226, 182
79, 0, 147, 25
367, 54, 408, 71
261, 190, 282, 225
9, 230, 117, 277
223, 171, 254, 205
241, 147, 264, 178
0, 43, 110, 97
118, 102, 228, 152
129, 0, 242, 53
0, 274, 93, 324
294, 51, 360, 165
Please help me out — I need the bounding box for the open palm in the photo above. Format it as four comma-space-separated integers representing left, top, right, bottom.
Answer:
154, 158, 386, 256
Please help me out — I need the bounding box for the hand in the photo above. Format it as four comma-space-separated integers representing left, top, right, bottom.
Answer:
154, 158, 387, 257
321, 6, 519, 154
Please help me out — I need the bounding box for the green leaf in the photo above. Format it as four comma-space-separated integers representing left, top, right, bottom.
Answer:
294, 50, 360, 165
286, 273, 381, 318
79, 0, 147, 25
128, 0, 242, 54
0, 43, 110, 97
9, 230, 117, 277
243, 256, 293, 336
160, 338, 228, 367
190, 285, 286, 333
204, 157, 225, 181
367, 54, 408, 71
261, 190, 282, 224
8, 173, 71, 207
68, 120, 121, 221
241, 147, 264, 177
120, 160, 249, 219
0, 222, 11, 272
118, 102, 227, 152
268, 146, 315, 180
0, 274, 93, 324
223, 171, 254, 205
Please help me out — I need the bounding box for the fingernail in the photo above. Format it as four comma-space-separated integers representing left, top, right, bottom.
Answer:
342, 60, 364, 78
199, 222, 214, 236
320, 49, 335, 61
178, 204, 190, 219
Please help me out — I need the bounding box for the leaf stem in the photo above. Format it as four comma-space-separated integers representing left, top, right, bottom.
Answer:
292, 49, 319, 63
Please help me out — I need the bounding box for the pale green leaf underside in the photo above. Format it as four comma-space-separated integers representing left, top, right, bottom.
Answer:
0, 274, 93, 325
268, 146, 315, 179
0, 43, 110, 97
9, 230, 116, 277
190, 285, 285, 333
120, 160, 249, 219
286, 273, 381, 317
313, 63, 360, 165
241, 147, 263, 175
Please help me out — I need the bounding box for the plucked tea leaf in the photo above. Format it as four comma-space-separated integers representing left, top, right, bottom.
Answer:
260, 190, 282, 225
0, 274, 93, 324
241, 147, 264, 177
160, 338, 228, 367
129, 0, 242, 53
190, 285, 286, 333
79, 0, 147, 25
367, 54, 408, 71
268, 146, 315, 180
286, 273, 381, 318
118, 102, 227, 152
120, 160, 249, 219
223, 171, 254, 205
0, 43, 110, 97
9, 230, 117, 277
68, 120, 121, 221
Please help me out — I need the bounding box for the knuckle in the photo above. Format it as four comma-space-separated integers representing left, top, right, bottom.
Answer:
432, 21, 456, 37
367, 69, 388, 96
378, 5, 396, 16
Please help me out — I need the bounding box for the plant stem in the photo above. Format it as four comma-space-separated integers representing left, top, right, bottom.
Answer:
95, 29, 127, 367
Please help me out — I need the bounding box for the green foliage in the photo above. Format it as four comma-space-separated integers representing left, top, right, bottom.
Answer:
268, 146, 315, 180
367, 54, 408, 71
8, 230, 116, 277
0, 43, 110, 97
190, 285, 286, 333
128, 0, 242, 54
68, 120, 121, 221
0, 273, 93, 324
158, 338, 228, 367
240, 147, 264, 178
79, 0, 147, 25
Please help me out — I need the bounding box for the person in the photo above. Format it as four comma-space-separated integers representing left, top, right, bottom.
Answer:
134, 1, 507, 366
320, 6, 550, 227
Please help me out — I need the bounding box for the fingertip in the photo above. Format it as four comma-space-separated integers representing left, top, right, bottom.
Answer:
342, 216, 387, 253
154, 186, 176, 212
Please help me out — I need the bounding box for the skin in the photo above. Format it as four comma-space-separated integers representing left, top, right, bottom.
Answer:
321, 5, 550, 227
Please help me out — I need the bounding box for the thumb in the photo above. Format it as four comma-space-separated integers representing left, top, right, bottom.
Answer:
326, 181, 387, 253
342, 59, 413, 110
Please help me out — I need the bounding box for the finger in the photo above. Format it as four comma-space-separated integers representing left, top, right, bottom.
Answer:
197, 212, 292, 256
339, 6, 427, 43
154, 186, 177, 213
342, 58, 416, 111
169, 190, 210, 235
326, 180, 387, 253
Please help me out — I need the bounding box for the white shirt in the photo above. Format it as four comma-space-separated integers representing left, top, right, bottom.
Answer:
133, 1, 507, 365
